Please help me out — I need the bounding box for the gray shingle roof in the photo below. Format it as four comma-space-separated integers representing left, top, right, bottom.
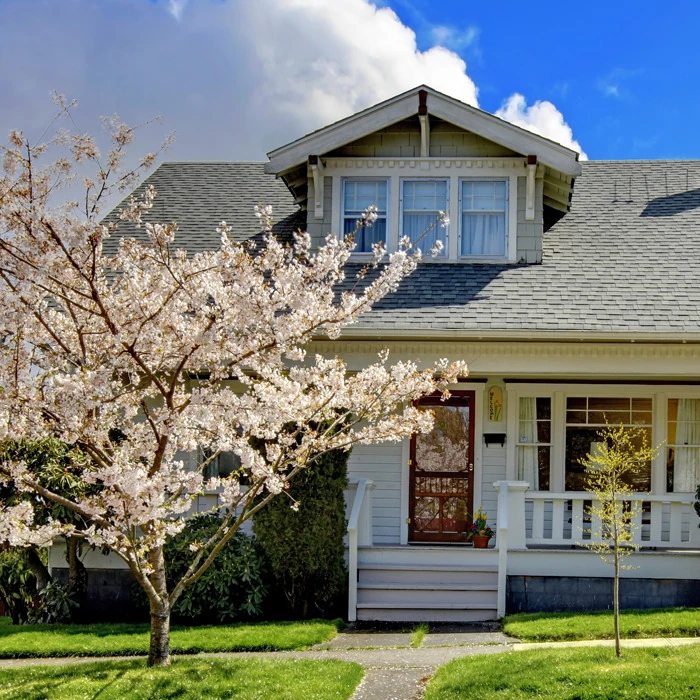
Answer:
104, 159, 700, 337
351, 160, 700, 336
102, 162, 304, 254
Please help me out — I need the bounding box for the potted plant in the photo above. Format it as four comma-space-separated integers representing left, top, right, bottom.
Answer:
467, 508, 494, 548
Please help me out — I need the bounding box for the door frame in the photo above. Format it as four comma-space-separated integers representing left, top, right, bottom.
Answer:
408, 390, 476, 543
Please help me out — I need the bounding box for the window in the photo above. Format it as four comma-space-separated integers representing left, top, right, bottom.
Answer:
460, 179, 507, 257
518, 397, 551, 490
667, 399, 700, 492
203, 451, 242, 481
342, 179, 388, 253
400, 179, 448, 255
565, 397, 652, 491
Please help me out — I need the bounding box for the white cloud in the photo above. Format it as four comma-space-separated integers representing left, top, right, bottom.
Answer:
224, 0, 480, 134
495, 94, 587, 159
429, 24, 481, 53
167, 0, 188, 22
0, 0, 585, 166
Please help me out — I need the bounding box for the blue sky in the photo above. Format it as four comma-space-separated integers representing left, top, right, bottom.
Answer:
1, 0, 698, 163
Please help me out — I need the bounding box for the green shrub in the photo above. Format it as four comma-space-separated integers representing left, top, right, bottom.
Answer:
135, 514, 266, 624
253, 449, 348, 618
0, 549, 36, 624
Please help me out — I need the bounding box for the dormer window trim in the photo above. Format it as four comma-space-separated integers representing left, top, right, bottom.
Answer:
331, 159, 520, 262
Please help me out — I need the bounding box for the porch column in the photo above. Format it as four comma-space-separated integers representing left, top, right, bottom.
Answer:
493, 480, 529, 618
494, 480, 529, 550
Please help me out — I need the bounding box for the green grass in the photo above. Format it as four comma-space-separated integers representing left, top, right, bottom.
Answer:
411, 622, 428, 648
503, 607, 700, 642
0, 657, 363, 700
0, 616, 342, 658
424, 645, 700, 699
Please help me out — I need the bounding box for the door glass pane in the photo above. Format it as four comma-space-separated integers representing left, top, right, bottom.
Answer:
415, 405, 470, 472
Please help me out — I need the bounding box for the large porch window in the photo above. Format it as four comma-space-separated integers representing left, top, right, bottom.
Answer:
564, 397, 652, 491
667, 398, 700, 492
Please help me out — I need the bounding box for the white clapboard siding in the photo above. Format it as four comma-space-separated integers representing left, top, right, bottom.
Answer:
481, 446, 506, 524
348, 443, 403, 544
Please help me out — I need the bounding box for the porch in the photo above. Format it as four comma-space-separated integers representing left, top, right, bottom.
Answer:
346, 479, 700, 622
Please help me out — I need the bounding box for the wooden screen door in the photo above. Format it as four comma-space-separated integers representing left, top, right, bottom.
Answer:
409, 391, 475, 542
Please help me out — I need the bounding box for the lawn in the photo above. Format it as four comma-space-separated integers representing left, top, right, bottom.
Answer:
0, 657, 363, 700
0, 616, 341, 658
503, 607, 700, 642
424, 645, 700, 700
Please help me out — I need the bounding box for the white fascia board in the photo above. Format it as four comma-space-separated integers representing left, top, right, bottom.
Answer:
331, 327, 700, 343
427, 95, 582, 177
265, 93, 418, 175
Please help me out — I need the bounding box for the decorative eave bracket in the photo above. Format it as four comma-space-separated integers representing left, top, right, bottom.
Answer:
309, 155, 324, 220
526, 155, 537, 221
418, 89, 430, 158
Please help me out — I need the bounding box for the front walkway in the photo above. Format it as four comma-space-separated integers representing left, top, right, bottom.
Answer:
1, 625, 698, 700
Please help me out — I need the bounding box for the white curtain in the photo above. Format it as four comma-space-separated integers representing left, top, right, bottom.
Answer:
518, 397, 539, 490
403, 213, 440, 254
462, 213, 505, 256
674, 398, 700, 492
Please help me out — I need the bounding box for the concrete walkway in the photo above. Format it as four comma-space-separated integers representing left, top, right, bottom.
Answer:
1, 628, 698, 700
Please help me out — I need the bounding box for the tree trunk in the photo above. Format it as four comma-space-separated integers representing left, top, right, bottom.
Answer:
613, 547, 621, 658
66, 536, 87, 617
148, 602, 171, 667
25, 547, 51, 592
147, 546, 171, 667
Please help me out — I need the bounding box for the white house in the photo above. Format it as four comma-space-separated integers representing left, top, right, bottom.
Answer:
60, 85, 700, 622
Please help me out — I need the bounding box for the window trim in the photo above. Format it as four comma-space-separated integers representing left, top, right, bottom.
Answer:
458, 177, 509, 261
399, 177, 449, 256
340, 177, 390, 256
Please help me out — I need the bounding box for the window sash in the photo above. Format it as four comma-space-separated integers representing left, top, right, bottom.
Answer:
667, 398, 700, 492
517, 397, 551, 491
460, 179, 508, 257
400, 179, 448, 255
342, 179, 388, 253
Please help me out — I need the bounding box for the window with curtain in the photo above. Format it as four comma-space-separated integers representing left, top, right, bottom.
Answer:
565, 397, 652, 491
400, 179, 448, 255
667, 398, 700, 492
517, 397, 551, 490
342, 179, 388, 253
460, 179, 507, 257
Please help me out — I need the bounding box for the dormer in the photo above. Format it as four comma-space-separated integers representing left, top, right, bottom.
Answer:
265, 86, 582, 264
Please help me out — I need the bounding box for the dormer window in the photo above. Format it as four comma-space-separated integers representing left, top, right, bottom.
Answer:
460, 179, 508, 258
342, 178, 388, 252
400, 179, 448, 255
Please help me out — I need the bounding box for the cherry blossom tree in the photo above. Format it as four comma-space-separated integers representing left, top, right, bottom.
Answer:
0, 99, 466, 666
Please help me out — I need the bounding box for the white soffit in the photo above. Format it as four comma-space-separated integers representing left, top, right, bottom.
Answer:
265, 86, 583, 178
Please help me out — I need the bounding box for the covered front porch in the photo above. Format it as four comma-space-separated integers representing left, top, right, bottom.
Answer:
346, 478, 700, 622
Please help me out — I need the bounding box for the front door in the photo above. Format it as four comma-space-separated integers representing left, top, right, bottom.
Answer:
409, 391, 475, 542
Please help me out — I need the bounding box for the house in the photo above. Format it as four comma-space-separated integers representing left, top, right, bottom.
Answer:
51, 85, 700, 622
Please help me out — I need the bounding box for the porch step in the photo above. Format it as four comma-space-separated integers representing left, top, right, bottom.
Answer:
358, 582, 497, 591
356, 602, 497, 623
356, 550, 498, 621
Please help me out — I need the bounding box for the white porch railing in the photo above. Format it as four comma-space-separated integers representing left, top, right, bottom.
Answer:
525, 492, 700, 548
346, 478, 375, 622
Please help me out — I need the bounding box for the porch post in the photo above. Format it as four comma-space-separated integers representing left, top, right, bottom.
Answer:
493, 480, 529, 618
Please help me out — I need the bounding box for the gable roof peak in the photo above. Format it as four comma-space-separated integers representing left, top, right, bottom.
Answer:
265, 85, 582, 178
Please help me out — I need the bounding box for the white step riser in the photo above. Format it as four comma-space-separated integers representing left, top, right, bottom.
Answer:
359, 569, 497, 586
357, 608, 497, 623
358, 547, 497, 568
358, 588, 497, 606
